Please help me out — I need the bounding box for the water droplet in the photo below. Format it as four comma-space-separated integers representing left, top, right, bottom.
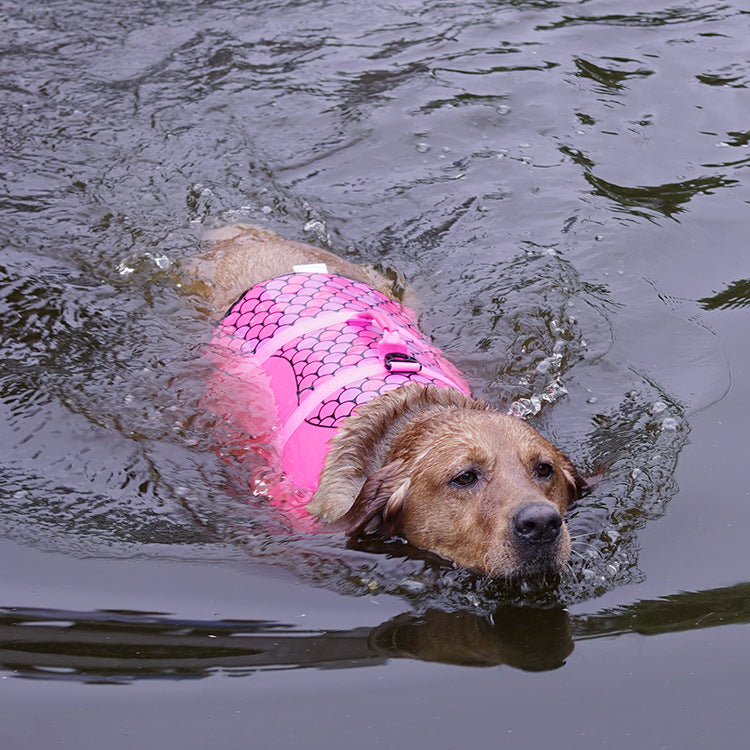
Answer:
400, 579, 425, 594
650, 401, 667, 415
151, 253, 171, 269
304, 219, 325, 234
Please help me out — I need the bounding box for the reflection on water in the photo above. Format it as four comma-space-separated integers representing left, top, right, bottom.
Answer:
560, 145, 738, 221
4, 581, 748, 681
698, 279, 750, 310
575, 582, 750, 639
1, 0, 747, 628
0, 605, 569, 682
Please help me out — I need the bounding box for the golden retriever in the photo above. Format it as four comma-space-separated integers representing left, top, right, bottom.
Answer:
186, 224, 584, 579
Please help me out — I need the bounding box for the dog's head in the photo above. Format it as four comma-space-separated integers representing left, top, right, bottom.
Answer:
330, 408, 583, 579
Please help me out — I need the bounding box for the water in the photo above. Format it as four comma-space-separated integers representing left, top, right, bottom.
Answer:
2, 0, 750, 747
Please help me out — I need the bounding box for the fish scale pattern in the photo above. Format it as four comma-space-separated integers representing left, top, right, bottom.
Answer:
212, 273, 462, 428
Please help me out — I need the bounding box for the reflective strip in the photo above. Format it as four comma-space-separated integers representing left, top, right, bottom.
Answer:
292, 263, 329, 273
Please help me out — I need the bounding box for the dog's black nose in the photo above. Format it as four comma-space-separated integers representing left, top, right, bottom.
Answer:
512, 503, 562, 545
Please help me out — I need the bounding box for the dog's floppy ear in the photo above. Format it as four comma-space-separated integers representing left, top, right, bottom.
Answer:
562, 462, 599, 502
329, 460, 410, 538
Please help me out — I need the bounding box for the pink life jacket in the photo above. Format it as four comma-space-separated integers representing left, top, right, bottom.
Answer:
210, 272, 470, 512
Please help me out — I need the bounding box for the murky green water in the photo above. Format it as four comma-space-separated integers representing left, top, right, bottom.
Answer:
2, 1, 749, 747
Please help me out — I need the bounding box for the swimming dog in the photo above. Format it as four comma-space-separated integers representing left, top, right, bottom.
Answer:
188, 224, 584, 579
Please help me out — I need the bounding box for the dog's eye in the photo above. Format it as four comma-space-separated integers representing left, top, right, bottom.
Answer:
535, 461, 554, 479
451, 470, 479, 488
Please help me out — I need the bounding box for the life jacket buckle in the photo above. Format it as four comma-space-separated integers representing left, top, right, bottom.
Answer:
384, 351, 421, 373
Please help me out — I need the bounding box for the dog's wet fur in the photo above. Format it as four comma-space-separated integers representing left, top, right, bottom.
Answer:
187, 224, 584, 580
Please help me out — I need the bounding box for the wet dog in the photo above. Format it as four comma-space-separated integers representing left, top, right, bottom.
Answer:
187, 224, 584, 579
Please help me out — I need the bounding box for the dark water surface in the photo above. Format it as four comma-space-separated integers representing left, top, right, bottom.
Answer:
2, 0, 749, 747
